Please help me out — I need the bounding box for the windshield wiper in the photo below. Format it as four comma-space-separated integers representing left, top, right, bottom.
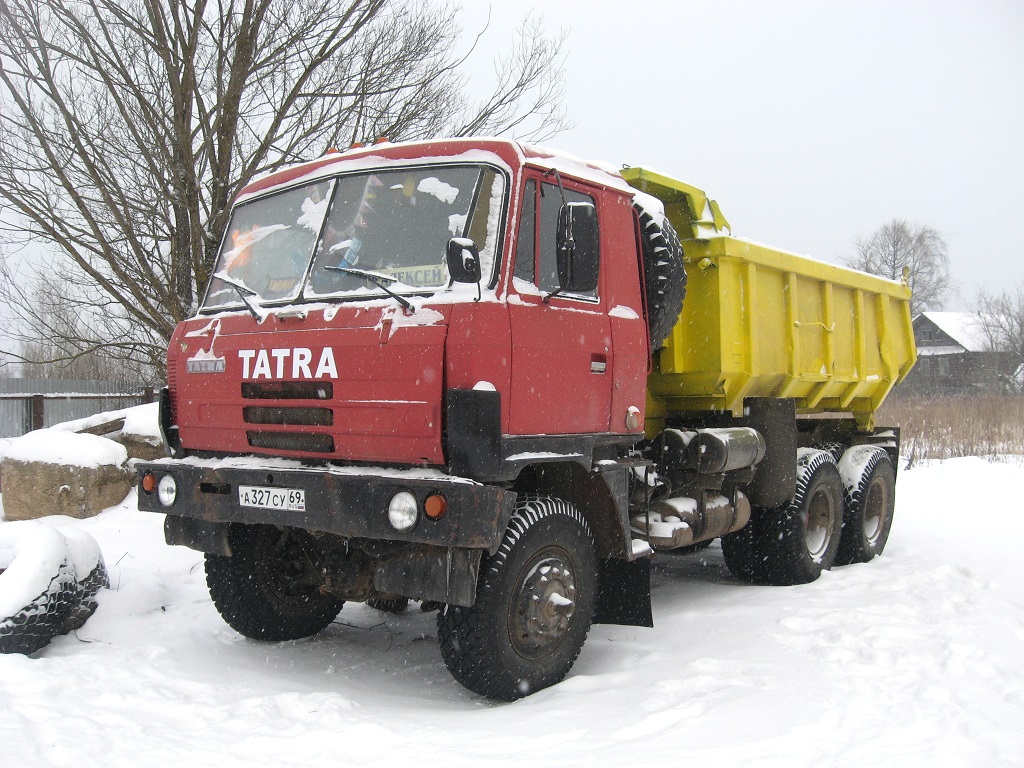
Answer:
212, 272, 264, 320
324, 266, 414, 312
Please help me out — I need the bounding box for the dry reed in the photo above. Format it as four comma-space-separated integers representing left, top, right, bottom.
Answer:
876, 393, 1024, 466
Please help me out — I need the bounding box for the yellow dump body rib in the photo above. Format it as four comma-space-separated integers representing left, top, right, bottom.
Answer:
621, 167, 917, 435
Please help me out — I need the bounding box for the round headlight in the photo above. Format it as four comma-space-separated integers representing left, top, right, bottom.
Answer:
157, 474, 178, 507
388, 491, 418, 531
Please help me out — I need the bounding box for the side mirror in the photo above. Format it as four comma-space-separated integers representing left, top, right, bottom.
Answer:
446, 237, 481, 284
556, 202, 599, 294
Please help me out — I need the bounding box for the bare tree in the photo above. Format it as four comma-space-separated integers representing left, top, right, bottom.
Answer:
845, 219, 950, 315
970, 287, 1024, 393
0, 0, 569, 376
6, 276, 155, 386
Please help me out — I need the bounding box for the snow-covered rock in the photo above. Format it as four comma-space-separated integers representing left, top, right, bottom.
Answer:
0, 431, 132, 520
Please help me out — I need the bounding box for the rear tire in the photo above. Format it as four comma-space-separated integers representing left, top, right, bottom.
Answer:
722, 449, 843, 585
205, 524, 343, 641
835, 447, 896, 565
437, 496, 597, 701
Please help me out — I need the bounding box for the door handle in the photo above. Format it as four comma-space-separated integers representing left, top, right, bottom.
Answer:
590, 353, 607, 374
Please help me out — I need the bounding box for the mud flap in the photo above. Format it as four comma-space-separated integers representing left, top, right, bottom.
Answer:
592, 556, 653, 627
164, 515, 231, 556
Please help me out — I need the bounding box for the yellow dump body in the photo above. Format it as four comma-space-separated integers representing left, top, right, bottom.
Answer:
621, 167, 917, 434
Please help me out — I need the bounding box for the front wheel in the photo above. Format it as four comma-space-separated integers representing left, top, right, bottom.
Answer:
205, 524, 343, 641
437, 496, 598, 701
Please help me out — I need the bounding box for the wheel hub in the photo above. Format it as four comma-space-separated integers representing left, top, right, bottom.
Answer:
803, 487, 835, 561
510, 549, 577, 659
863, 476, 889, 545
258, 529, 322, 602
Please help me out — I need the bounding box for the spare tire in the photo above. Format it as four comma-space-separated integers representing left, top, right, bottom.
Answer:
635, 203, 686, 350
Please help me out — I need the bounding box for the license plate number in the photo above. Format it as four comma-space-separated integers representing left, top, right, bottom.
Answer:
238, 485, 305, 512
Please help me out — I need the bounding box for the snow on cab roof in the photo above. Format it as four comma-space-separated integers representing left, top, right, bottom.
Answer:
235, 138, 633, 204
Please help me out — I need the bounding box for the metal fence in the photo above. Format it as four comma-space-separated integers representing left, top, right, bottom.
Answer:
0, 379, 157, 438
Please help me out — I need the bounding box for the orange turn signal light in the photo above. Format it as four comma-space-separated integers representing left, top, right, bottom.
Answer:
424, 493, 447, 521
141, 472, 158, 494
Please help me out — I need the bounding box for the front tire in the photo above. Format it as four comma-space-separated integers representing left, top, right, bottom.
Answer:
205, 524, 343, 641
437, 496, 598, 701
723, 449, 844, 585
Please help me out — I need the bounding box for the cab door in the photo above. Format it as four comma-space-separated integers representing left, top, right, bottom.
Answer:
507, 174, 612, 436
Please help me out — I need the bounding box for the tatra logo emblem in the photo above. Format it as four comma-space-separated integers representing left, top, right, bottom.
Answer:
237, 347, 338, 380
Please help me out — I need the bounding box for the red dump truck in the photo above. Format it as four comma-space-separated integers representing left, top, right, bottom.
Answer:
137, 138, 916, 700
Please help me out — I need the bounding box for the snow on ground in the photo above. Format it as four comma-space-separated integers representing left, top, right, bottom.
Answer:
1, 456, 1023, 767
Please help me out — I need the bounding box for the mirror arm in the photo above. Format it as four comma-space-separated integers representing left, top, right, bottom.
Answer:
544, 167, 570, 209
546, 168, 578, 291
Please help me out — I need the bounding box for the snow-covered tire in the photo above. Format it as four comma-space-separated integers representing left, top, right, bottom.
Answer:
0, 523, 83, 655
60, 527, 110, 633
635, 204, 686, 350
813, 441, 846, 463
835, 446, 896, 565
722, 449, 844, 586
437, 495, 597, 701
205, 524, 343, 641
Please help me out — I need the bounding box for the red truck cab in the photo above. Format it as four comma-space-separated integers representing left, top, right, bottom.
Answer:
138, 140, 663, 701
166, 139, 649, 469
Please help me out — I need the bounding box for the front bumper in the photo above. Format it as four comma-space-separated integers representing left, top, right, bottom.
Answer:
136, 457, 516, 553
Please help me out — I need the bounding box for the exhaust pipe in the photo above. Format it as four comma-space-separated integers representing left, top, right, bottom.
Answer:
632, 490, 751, 551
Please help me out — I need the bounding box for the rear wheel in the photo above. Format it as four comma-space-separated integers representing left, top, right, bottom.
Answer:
836, 447, 896, 565
437, 496, 597, 701
723, 449, 843, 585
205, 524, 343, 641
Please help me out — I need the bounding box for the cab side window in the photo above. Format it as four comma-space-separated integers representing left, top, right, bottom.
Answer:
514, 178, 599, 298
514, 179, 536, 284
539, 182, 598, 296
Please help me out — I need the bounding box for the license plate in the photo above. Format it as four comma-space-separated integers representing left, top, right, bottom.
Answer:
238, 485, 306, 512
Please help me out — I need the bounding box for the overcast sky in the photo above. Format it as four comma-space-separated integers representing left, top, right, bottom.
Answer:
464, 0, 1024, 309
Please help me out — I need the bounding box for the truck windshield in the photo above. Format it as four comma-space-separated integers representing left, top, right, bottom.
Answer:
203, 165, 505, 310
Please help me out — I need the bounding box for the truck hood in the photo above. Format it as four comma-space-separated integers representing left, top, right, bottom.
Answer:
170, 302, 450, 466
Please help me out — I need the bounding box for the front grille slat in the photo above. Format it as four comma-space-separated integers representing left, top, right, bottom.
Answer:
247, 431, 335, 453
242, 382, 333, 400
243, 406, 334, 426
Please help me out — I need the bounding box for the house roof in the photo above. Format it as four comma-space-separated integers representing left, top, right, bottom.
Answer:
917, 311, 990, 352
